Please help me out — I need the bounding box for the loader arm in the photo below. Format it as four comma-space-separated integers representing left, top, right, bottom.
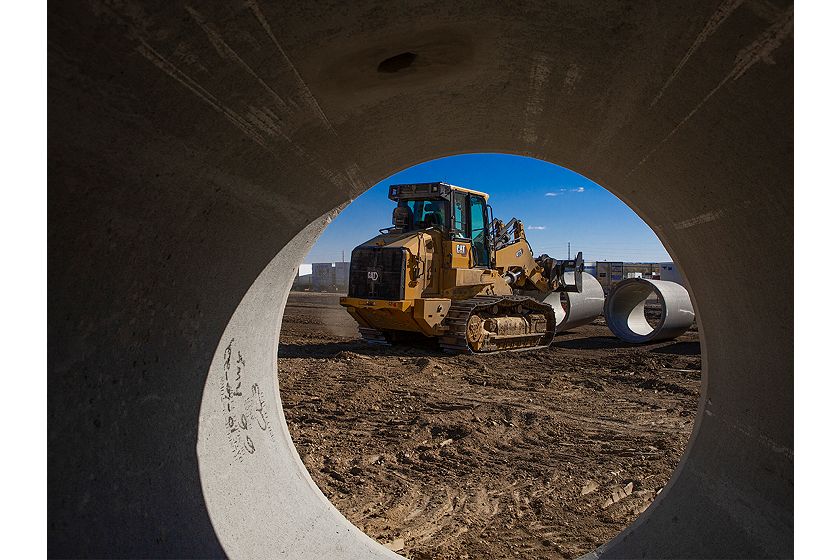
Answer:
492, 218, 584, 293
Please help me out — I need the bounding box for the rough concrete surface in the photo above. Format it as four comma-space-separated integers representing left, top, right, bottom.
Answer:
49, 1, 793, 558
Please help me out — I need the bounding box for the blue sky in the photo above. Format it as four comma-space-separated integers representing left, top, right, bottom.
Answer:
301, 154, 670, 273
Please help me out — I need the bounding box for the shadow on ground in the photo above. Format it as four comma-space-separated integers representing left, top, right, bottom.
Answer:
650, 341, 701, 356
551, 335, 640, 350
278, 338, 442, 359
279, 334, 702, 358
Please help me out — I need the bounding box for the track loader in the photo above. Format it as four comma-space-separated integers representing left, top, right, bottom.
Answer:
339, 182, 583, 353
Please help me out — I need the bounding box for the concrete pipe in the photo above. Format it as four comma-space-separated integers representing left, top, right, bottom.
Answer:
49, 1, 793, 558
538, 272, 605, 332
606, 279, 695, 343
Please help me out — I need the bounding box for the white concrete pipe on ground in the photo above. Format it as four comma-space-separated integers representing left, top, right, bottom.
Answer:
538, 272, 605, 332
605, 278, 695, 343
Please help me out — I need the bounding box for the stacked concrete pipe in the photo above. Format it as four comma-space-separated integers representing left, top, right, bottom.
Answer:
49, 1, 793, 558
605, 278, 695, 343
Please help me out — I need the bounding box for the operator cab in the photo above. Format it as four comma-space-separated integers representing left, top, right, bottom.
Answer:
388, 182, 491, 267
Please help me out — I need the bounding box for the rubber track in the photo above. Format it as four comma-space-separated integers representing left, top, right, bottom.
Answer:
358, 326, 390, 346
438, 295, 556, 354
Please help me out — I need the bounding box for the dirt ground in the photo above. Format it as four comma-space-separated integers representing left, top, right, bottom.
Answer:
278, 292, 701, 559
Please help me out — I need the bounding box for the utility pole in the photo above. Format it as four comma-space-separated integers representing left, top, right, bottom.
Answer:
342, 250, 345, 263
567, 242, 570, 260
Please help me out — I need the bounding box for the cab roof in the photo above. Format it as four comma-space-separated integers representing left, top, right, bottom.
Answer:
388, 182, 490, 201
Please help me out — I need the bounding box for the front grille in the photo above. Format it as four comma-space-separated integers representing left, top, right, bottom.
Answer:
348, 247, 406, 300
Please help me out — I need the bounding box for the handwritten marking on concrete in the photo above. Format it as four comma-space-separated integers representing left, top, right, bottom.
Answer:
220, 338, 274, 461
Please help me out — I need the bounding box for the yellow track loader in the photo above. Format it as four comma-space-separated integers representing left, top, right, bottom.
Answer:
339, 182, 583, 353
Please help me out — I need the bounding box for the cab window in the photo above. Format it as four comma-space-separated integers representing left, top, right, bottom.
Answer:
469, 196, 489, 267
452, 192, 468, 238
400, 199, 447, 230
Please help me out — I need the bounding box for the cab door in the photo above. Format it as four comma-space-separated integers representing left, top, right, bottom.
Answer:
447, 192, 471, 269
468, 195, 490, 268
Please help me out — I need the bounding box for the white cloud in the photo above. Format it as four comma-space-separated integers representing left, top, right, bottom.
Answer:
527, 225, 547, 230
545, 187, 585, 196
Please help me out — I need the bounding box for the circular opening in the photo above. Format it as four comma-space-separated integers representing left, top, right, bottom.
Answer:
644, 294, 663, 330
557, 291, 569, 322
378, 52, 418, 73
278, 154, 701, 558
610, 283, 657, 339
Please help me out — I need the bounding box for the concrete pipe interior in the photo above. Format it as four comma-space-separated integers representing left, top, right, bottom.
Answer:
610, 283, 658, 338
547, 272, 606, 332
48, 1, 793, 559
606, 279, 696, 343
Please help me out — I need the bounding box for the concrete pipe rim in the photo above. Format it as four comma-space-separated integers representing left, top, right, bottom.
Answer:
605, 278, 695, 344
198, 165, 707, 560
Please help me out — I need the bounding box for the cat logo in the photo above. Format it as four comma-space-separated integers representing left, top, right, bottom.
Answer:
367, 271, 379, 281
456, 244, 467, 255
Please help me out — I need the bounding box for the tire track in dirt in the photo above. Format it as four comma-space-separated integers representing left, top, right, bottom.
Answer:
278, 292, 700, 559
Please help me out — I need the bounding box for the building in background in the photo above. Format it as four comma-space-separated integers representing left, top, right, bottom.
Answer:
296, 259, 677, 294
334, 262, 351, 293
312, 263, 336, 292
595, 261, 625, 292
622, 262, 659, 279
298, 262, 350, 293
658, 262, 684, 285
592, 261, 666, 292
